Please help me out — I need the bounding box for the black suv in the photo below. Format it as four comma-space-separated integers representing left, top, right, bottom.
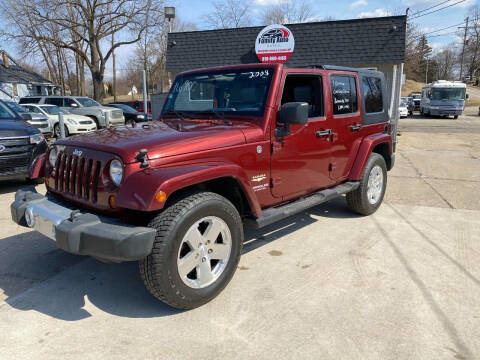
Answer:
0, 100, 47, 181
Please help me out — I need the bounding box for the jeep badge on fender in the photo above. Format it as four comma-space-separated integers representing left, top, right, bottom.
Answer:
11, 63, 393, 309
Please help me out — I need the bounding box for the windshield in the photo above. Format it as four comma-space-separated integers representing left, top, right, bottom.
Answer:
431, 87, 466, 101
75, 98, 101, 107
163, 68, 274, 116
40, 106, 68, 115
411, 94, 421, 100
400, 101, 407, 107
0, 102, 18, 119
5, 101, 27, 113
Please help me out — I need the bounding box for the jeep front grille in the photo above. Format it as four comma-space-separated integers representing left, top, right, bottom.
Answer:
54, 152, 102, 203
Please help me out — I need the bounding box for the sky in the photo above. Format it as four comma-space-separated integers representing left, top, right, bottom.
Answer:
2, 0, 477, 79
172, 0, 477, 51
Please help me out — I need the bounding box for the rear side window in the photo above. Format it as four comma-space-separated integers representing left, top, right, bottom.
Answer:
330, 75, 358, 115
19, 97, 40, 104
45, 97, 63, 106
64, 98, 77, 107
362, 77, 383, 113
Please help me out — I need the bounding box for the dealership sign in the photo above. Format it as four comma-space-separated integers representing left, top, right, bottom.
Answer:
255, 24, 294, 64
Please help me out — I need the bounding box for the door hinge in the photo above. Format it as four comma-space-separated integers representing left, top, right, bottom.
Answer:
271, 177, 281, 187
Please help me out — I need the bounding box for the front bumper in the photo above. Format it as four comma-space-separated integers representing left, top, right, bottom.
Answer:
70, 123, 97, 134
11, 188, 156, 262
429, 108, 462, 116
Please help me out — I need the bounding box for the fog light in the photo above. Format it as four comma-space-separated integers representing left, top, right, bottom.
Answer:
108, 195, 116, 209
25, 208, 35, 228
155, 191, 167, 203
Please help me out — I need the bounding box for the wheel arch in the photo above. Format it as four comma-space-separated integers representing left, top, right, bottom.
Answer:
348, 133, 393, 181
164, 177, 254, 218
115, 163, 261, 217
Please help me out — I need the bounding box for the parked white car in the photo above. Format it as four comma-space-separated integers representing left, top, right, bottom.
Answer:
22, 104, 97, 137
398, 101, 408, 118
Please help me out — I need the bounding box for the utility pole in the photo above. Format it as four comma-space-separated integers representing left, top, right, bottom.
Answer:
425, 57, 429, 84
459, 16, 469, 81
112, 32, 117, 102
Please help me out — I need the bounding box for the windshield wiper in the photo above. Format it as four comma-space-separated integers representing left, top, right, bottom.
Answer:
196, 110, 232, 125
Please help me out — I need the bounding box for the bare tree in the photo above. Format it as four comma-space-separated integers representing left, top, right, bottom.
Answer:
434, 47, 457, 80
463, 5, 480, 80
125, 18, 198, 94
1, 0, 165, 101
205, 0, 252, 29
261, 0, 313, 24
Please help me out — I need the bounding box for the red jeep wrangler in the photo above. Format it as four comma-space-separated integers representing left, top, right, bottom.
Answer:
11, 64, 394, 309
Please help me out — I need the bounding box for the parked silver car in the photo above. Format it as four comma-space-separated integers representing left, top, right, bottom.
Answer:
19, 96, 124, 128
4, 100, 52, 136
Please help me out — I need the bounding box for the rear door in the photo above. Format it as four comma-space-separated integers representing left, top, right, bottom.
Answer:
327, 72, 363, 180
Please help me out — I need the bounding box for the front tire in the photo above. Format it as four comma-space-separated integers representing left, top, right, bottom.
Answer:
139, 192, 243, 309
347, 153, 387, 215
54, 123, 69, 138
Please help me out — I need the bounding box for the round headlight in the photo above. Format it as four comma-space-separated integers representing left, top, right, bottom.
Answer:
109, 159, 124, 186
49, 147, 58, 167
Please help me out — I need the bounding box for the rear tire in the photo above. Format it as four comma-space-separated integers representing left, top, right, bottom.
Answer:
139, 192, 243, 309
454, 115, 459, 119
347, 153, 387, 215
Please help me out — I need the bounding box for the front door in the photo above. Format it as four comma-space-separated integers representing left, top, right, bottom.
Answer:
270, 72, 335, 199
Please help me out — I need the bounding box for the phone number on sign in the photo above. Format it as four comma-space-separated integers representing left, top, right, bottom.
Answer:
262, 55, 287, 62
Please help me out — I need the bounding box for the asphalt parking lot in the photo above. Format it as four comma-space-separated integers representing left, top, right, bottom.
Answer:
0, 109, 479, 360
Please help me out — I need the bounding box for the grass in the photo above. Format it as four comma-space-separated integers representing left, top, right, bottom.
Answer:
102, 94, 147, 104
401, 79, 424, 96
465, 99, 480, 107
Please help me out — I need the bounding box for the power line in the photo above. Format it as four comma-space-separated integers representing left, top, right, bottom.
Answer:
411, 0, 453, 16
411, 21, 465, 41
410, 0, 467, 19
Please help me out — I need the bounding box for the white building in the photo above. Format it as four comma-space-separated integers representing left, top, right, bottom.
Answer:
0, 51, 59, 102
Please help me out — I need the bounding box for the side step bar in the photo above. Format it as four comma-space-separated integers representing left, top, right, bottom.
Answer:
250, 181, 359, 229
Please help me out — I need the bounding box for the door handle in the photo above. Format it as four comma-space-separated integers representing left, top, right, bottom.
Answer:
350, 124, 362, 132
316, 129, 332, 138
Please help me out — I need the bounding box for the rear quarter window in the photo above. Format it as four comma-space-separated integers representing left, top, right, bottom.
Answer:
362, 77, 383, 113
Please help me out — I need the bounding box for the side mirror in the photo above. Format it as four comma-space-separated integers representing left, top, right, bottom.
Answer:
466, 93, 469, 99
275, 102, 309, 138
21, 113, 32, 121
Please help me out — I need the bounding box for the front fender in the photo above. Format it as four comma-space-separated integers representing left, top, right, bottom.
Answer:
348, 133, 392, 181
29, 153, 46, 179
115, 162, 261, 216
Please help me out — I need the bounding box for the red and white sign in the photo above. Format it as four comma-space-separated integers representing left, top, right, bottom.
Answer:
255, 24, 295, 64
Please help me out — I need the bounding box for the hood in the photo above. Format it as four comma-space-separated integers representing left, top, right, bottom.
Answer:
66, 113, 92, 121
86, 106, 117, 112
0, 120, 39, 137
29, 113, 48, 121
56, 120, 249, 163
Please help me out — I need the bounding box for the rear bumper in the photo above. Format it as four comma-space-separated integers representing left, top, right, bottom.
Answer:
11, 188, 156, 262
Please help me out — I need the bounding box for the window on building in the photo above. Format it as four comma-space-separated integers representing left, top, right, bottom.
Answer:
362, 77, 383, 113
330, 75, 358, 115
281, 75, 324, 118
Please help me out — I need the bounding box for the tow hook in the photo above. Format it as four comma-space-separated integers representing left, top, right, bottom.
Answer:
136, 149, 149, 168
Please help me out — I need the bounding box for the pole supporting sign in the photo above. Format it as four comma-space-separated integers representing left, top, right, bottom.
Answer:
255, 24, 295, 64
